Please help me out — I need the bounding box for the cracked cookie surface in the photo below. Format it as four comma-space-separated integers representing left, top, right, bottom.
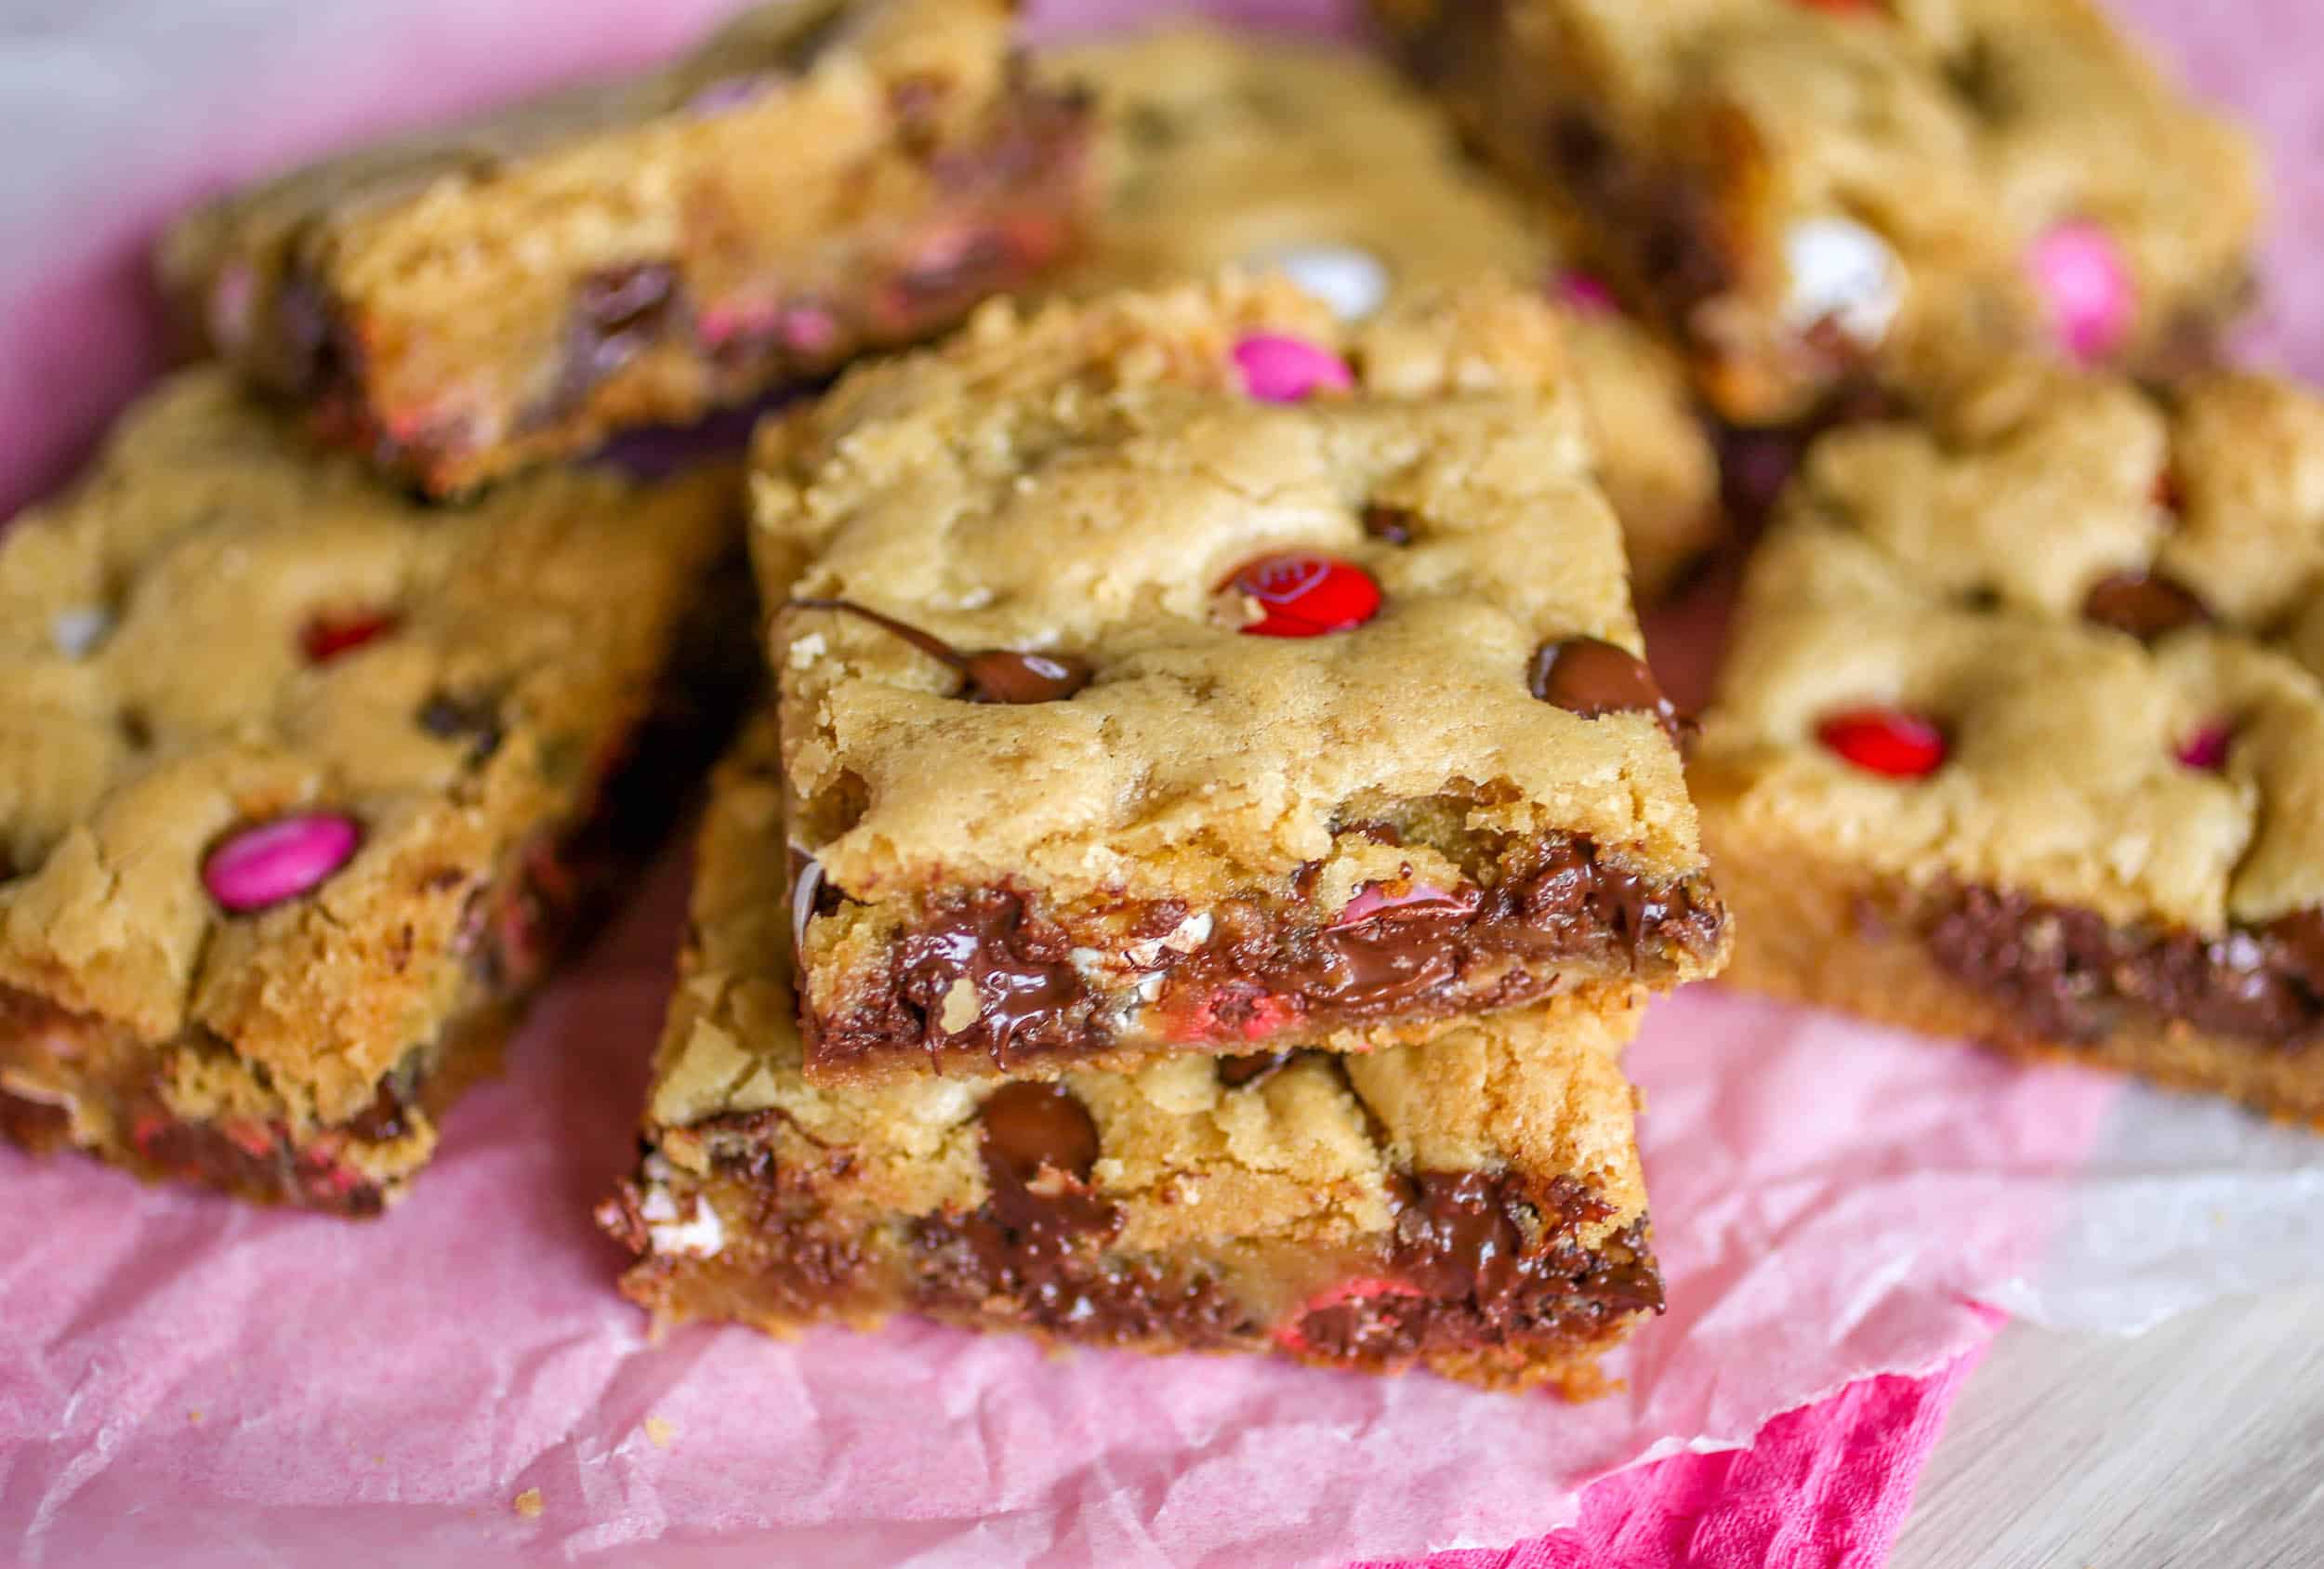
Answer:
0, 370, 742, 1207
752, 276, 1726, 1083
1047, 23, 1718, 595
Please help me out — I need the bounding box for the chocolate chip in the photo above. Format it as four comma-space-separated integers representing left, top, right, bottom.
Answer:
416, 692, 504, 759
1361, 504, 1417, 546
2081, 571, 2210, 642
977, 1081, 1100, 1186
1216, 1050, 1297, 1088
788, 599, 1091, 704
548, 261, 681, 416
1529, 637, 1684, 745
1922, 882, 2324, 1046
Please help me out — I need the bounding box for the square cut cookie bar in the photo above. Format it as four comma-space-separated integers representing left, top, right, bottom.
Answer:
756, 276, 1728, 1085
0, 371, 746, 1211
1045, 24, 1719, 598
156, 0, 1089, 497
1696, 363, 2324, 1121
1369, 0, 2261, 426
601, 718, 1663, 1392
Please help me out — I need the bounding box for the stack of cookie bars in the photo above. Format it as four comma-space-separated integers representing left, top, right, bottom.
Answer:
2, 0, 2302, 1397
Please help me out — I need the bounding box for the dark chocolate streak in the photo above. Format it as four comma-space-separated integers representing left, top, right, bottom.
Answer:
1530, 635, 1685, 746
904, 1081, 1661, 1364
2080, 571, 2211, 642
813, 837, 1723, 1073
1917, 884, 2324, 1048
787, 599, 1091, 704
909, 1084, 1258, 1346
1288, 1173, 1663, 1367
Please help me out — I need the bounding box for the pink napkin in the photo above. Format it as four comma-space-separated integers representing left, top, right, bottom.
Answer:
1419, 1349, 1986, 1569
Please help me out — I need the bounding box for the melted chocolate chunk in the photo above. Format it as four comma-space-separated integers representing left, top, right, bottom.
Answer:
1288, 1172, 1663, 1367
1529, 637, 1685, 745
1361, 504, 1418, 546
125, 1108, 385, 1217
549, 261, 682, 416
811, 836, 1723, 1073
416, 691, 504, 759
1918, 883, 2324, 1047
977, 1081, 1100, 1186
894, 889, 1083, 1063
905, 1085, 1259, 1347
788, 599, 1091, 704
2081, 571, 2211, 641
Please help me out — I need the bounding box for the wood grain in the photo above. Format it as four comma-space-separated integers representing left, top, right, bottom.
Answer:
1892, 1289, 2324, 1567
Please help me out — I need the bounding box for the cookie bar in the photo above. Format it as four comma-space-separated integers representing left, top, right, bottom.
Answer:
755, 277, 1727, 1084
0, 371, 745, 1211
157, 0, 1089, 496
1370, 0, 2261, 425
600, 717, 1663, 1392
1695, 363, 2324, 1121
1048, 24, 1719, 596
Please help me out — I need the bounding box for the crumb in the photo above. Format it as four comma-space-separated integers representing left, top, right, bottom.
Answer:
187, 1410, 203, 1425
644, 1416, 675, 1450
513, 1489, 544, 1520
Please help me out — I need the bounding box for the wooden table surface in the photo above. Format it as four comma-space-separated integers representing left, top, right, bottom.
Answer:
1890, 1286, 2324, 1568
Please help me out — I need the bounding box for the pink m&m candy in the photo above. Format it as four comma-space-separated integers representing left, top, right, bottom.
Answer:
1232, 334, 1353, 402
1225, 553, 1382, 637
1275, 1276, 1428, 1355
2028, 220, 2135, 363
1554, 270, 1620, 316
204, 812, 361, 913
2175, 720, 2233, 772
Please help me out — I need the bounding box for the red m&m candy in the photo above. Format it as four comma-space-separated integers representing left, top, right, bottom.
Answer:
1816, 707, 1948, 778
1224, 554, 1381, 637
301, 611, 400, 665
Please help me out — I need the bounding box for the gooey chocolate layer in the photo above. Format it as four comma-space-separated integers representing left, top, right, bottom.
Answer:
1910, 883, 2324, 1049
805, 835, 1724, 1076
898, 1075, 1662, 1366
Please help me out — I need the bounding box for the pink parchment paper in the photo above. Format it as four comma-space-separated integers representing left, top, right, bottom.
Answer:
0, 1, 2317, 1564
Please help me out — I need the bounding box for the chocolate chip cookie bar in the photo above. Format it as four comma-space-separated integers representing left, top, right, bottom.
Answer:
157, 0, 1089, 496
1695, 363, 2324, 1121
601, 716, 1662, 1391
0, 371, 746, 1211
756, 277, 1728, 1084
1371, 0, 2261, 425
1048, 24, 1719, 596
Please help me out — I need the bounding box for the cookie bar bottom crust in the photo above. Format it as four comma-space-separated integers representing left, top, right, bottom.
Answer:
0, 563, 759, 1212
289, 73, 1089, 496
803, 833, 1726, 1082
604, 1117, 1660, 1392
1704, 820, 2324, 1125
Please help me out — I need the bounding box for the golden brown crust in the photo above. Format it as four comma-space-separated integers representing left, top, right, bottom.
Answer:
0, 369, 737, 1203
606, 714, 1658, 1390
1044, 23, 1719, 597
157, 0, 1090, 494
749, 277, 1723, 1077
1372, 0, 2262, 423
757, 275, 1705, 895
1702, 363, 2324, 930
1698, 361, 2324, 1117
